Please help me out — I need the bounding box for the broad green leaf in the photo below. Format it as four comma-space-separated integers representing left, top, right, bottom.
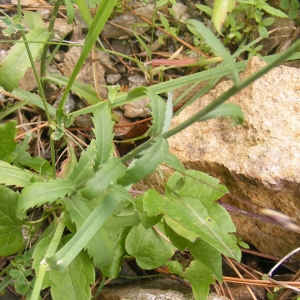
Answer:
0, 28, 51, 92
23, 11, 44, 30
0, 120, 16, 163
0, 161, 39, 187
118, 137, 169, 186
44, 73, 101, 105
166, 260, 214, 299
17, 179, 76, 218
47, 186, 122, 271
188, 238, 223, 282
91, 102, 114, 168
0, 186, 23, 256
10, 88, 56, 116
125, 223, 174, 270
186, 19, 239, 83
63, 195, 114, 268
144, 173, 241, 260
261, 4, 288, 18
81, 157, 126, 200
32, 236, 94, 300
101, 226, 131, 279
198, 103, 244, 126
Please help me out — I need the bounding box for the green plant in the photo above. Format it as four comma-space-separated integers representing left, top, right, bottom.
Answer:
280, 0, 300, 19
0, 1, 300, 300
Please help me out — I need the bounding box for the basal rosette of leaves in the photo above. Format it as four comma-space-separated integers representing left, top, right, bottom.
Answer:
0, 1, 300, 299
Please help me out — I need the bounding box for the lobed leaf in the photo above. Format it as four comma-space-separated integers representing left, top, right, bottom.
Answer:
80, 157, 126, 200
0, 161, 39, 187
117, 137, 169, 186
17, 179, 76, 218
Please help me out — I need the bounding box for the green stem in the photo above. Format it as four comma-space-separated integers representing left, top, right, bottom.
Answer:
30, 217, 65, 300
121, 39, 300, 163
162, 39, 300, 139
17, 1, 56, 177
40, 0, 63, 77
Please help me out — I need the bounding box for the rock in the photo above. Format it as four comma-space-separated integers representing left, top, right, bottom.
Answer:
45, 17, 74, 41
172, 3, 190, 21
120, 75, 151, 118
62, 40, 107, 99
106, 74, 121, 85
98, 278, 193, 300
258, 17, 295, 55
168, 57, 300, 259
101, 6, 153, 39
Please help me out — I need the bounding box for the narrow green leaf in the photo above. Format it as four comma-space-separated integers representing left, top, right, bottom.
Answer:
0, 28, 51, 92
47, 187, 122, 271
198, 103, 244, 126
91, 101, 114, 168
0, 186, 23, 256
162, 91, 173, 134
0, 120, 16, 163
63, 195, 114, 268
166, 260, 214, 299
125, 223, 174, 270
44, 73, 101, 105
10, 88, 56, 116
261, 4, 288, 18
118, 137, 169, 186
163, 152, 185, 172
17, 179, 76, 218
195, 4, 213, 16
81, 157, 126, 200
0, 161, 38, 187
32, 236, 94, 300
148, 90, 167, 137
75, 0, 93, 27
58, 0, 117, 110
186, 19, 239, 83
70, 142, 96, 188
211, 0, 230, 34
65, 0, 75, 23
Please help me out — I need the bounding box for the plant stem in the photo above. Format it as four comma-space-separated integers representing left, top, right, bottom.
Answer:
30, 217, 65, 300
17, 0, 56, 177
162, 39, 300, 139
40, 0, 63, 77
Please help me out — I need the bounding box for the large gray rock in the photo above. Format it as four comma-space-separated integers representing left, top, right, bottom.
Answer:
168, 57, 300, 259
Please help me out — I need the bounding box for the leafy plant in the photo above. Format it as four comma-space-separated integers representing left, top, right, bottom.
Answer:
0, 1, 299, 300
280, 0, 300, 19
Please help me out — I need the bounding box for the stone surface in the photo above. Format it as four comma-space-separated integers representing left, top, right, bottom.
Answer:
121, 74, 151, 118
168, 57, 300, 259
101, 6, 153, 39
62, 40, 107, 99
